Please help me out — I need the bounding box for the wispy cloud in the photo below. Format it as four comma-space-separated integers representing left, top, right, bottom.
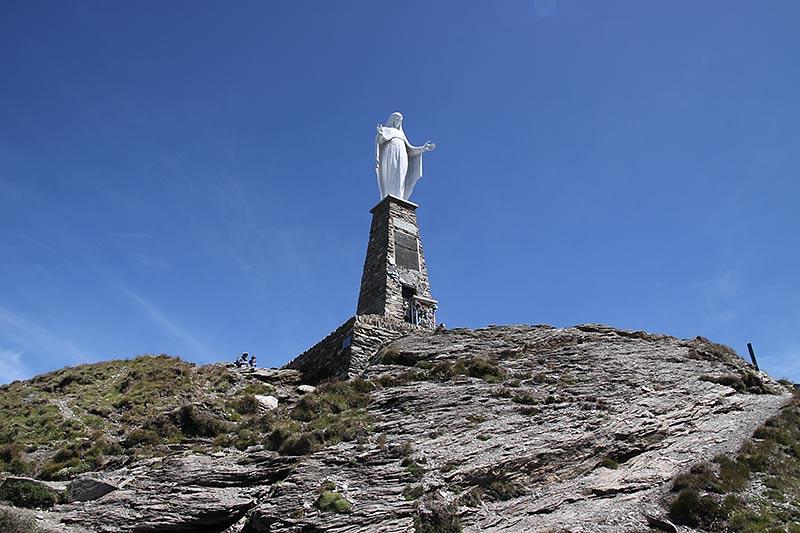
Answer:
0, 349, 28, 384
0, 306, 88, 362
696, 270, 743, 328
119, 286, 207, 358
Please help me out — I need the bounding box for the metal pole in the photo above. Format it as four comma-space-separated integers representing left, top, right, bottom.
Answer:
746, 342, 760, 372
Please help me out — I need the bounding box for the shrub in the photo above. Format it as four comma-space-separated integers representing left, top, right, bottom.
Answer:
511, 393, 538, 405
0, 507, 46, 533
0, 480, 61, 509
428, 362, 456, 381
228, 394, 260, 416
0, 445, 31, 476
457, 487, 483, 507
668, 488, 722, 528
175, 405, 229, 437
413, 498, 462, 533
122, 429, 160, 448
266, 420, 302, 452
39, 437, 115, 481
484, 480, 523, 501
715, 455, 750, 492
315, 491, 351, 513
599, 458, 618, 469
279, 433, 319, 456
381, 347, 420, 367
402, 457, 425, 480
403, 484, 423, 501
290, 379, 372, 422
466, 358, 505, 382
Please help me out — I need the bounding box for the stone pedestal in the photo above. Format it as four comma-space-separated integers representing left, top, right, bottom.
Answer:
284, 195, 439, 383
357, 195, 437, 328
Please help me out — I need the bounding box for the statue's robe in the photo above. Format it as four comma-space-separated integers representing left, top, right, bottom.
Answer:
375, 126, 424, 201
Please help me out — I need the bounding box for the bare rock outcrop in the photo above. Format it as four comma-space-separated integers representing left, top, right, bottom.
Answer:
8, 324, 790, 532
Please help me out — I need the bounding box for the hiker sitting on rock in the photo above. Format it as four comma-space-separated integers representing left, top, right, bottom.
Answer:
248, 355, 257, 368
235, 352, 248, 367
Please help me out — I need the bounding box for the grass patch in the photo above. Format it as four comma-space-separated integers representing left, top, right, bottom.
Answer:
0, 507, 47, 533
0, 480, 61, 509
402, 457, 425, 480
511, 392, 539, 405
483, 479, 524, 501
699, 371, 771, 395
403, 484, 424, 501
599, 457, 618, 469
381, 347, 420, 367
315, 491, 351, 513
414, 498, 462, 533
265, 378, 374, 456
666, 387, 800, 530
0, 446, 31, 476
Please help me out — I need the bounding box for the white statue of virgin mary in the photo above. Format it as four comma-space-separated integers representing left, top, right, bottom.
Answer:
375, 112, 436, 201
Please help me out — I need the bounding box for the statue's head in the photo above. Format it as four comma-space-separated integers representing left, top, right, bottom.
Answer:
385, 112, 403, 128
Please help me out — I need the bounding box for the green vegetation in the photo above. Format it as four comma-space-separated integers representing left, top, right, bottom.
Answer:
0, 507, 46, 533
0, 355, 377, 482
439, 461, 458, 473
0, 480, 61, 509
483, 479, 523, 501
0, 355, 234, 452
267, 378, 374, 456
315, 490, 352, 513
381, 347, 421, 367
511, 392, 539, 405
39, 434, 122, 480
599, 457, 619, 470
0, 446, 31, 476
402, 457, 425, 480
413, 498, 462, 533
667, 386, 800, 530
403, 484, 424, 501
457, 487, 483, 507
376, 355, 506, 386
699, 371, 771, 394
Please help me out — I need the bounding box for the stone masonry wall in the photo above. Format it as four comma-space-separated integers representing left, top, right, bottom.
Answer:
283, 314, 420, 383
356, 199, 391, 316
356, 195, 435, 325
283, 318, 356, 383
348, 315, 421, 376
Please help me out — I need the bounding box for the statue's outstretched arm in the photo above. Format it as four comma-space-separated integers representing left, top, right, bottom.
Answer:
409, 141, 436, 155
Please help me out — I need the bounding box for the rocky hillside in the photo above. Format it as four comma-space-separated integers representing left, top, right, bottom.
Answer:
0, 324, 796, 532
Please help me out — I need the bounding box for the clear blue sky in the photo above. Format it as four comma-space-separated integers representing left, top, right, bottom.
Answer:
1, 1, 798, 383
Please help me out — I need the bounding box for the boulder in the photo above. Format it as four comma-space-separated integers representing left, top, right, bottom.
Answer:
254, 395, 279, 411
296, 385, 316, 394
67, 476, 118, 502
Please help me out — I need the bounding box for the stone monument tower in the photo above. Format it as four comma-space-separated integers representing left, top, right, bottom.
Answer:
285, 112, 438, 382
356, 195, 437, 328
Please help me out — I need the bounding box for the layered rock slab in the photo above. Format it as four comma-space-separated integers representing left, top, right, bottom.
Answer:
247, 324, 788, 532
30, 324, 789, 532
